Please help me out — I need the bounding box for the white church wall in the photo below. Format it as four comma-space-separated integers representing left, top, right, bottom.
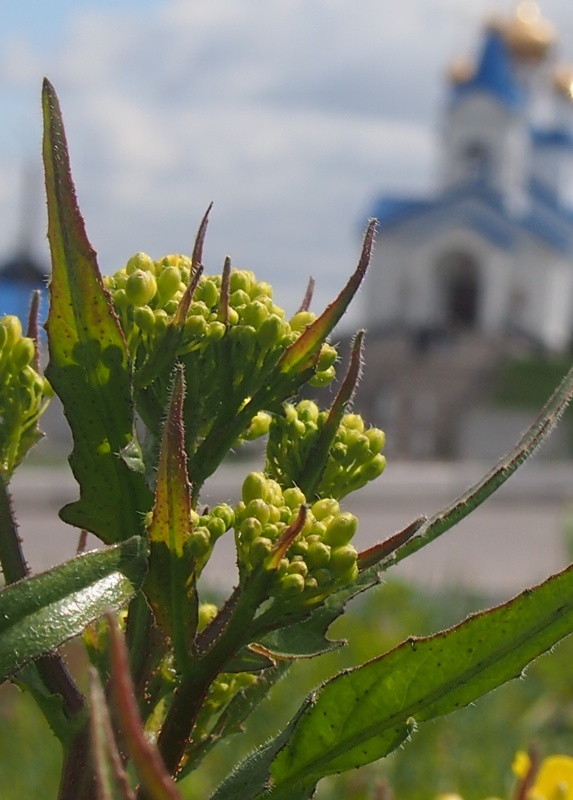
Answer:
442, 94, 529, 201
479, 248, 514, 332
515, 241, 573, 350
363, 232, 406, 327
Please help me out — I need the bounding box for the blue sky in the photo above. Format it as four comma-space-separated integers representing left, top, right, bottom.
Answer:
1, 0, 572, 321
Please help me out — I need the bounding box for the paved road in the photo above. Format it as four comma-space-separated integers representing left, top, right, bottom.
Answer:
8, 460, 573, 601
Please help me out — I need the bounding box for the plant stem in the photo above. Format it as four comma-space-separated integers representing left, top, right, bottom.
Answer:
58, 724, 96, 800
155, 575, 269, 777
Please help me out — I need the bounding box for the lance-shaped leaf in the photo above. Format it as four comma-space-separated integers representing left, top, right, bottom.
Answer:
277, 220, 375, 377
107, 615, 183, 800
217, 560, 573, 800
89, 667, 135, 800
298, 330, 365, 498
134, 207, 210, 394
42, 78, 152, 544
145, 366, 197, 669
0, 536, 148, 681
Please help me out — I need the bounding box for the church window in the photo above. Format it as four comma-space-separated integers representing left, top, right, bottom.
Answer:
436, 251, 481, 328
462, 140, 492, 181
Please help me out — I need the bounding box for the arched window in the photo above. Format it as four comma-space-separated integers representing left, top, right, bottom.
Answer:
436, 251, 481, 328
462, 140, 492, 182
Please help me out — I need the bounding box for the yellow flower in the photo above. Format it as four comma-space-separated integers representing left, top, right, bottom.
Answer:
529, 756, 573, 800
514, 750, 532, 780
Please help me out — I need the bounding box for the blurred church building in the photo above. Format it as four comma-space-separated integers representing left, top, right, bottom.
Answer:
356, 2, 573, 458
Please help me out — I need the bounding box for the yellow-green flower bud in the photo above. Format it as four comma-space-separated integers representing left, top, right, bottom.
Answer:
311, 498, 340, 521
195, 279, 219, 309
297, 400, 319, 423
317, 343, 337, 371
306, 541, 331, 568
188, 528, 211, 557
346, 430, 370, 460
211, 503, 234, 529
243, 411, 272, 440
126, 252, 155, 275
323, 513, 358, 547
365, 428, 385, 454
11, 337, 35, 369
280, 573, 305, 594
125, 269, 157, 306
329, 544, 358, 576
230, 289, 251, 308
207, 321, 226, 342
309, 365, 336, 387
184, 314, 208, 339
287, 558, 308, 577
262, 523, 279, 541
1, 315, 22, 347
245, 498, 271, 525
156, 265, 181, 302
344, 414, 365, 433
229, 269, 252, 295
206, 516, 227, 540
153, 309, 170, 334
250, 536, 273, 566
357, 454, 387, 481
282, 487, 306, 510
239, 517, 263, 542
257, 314, 286, 350
240, 300, 270, 329
242, 472, 268, 504
289, 311, 315, 332
113, 288, 129, 309
133, 305, 156, 334
253, 280, 273, 299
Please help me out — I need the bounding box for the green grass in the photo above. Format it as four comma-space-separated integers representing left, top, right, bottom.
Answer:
3, 580, 573, 799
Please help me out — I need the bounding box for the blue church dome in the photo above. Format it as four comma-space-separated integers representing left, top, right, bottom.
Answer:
451, 27, 524, 109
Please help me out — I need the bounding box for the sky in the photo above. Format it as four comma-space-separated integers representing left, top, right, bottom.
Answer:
1, 0, 573, 323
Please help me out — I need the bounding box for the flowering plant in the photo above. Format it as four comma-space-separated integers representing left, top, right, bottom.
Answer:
3, 79, 573, 799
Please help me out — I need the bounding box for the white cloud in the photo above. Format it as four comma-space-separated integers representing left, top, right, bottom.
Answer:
0, 0, 472, 314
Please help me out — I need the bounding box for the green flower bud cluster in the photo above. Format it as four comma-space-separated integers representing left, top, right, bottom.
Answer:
266, 400, 386, 500
104, 254, 337, 446
185, 502, 235, 576
234, 471, 360, 602
0, 315, 53, 475
195, 670, 257, 735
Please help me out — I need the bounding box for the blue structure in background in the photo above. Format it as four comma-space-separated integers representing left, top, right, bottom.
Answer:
0, 249, 49, 329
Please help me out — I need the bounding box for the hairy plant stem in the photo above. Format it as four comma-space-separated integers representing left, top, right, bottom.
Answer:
155, 574, 270, 778
58, 724, 96, 800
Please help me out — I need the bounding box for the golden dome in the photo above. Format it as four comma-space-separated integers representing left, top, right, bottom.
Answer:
553, 65, 573, 101
447, 57, 475, 85
503, 2, 555, 61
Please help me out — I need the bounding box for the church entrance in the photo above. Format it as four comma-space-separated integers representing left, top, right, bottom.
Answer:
436, 251, 480, 329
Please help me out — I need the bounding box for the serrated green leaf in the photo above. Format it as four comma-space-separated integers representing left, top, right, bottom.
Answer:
42, 78, 152, 544
262, 562, 573, 798
209, 706, 303, 800
0, 536, 148, 681
258, 606, 345, 659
